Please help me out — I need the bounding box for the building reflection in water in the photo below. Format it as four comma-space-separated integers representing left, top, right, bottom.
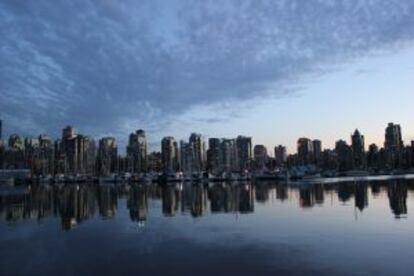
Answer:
97, 184, 118, 220
255, 183, 269, 203
128, 184, 147, 224
208, 183, 254, 214
162, 184, 180, 217
354, 183, 368, 211
1, 178, 413, 229
387, 180, 408, 218
338, 183, 354, 203
276, 184, 288, 201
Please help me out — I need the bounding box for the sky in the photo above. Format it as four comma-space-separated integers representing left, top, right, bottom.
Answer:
1, 0, 414, 154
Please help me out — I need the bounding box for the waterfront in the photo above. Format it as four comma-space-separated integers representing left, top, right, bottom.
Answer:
1, 178, 414, 275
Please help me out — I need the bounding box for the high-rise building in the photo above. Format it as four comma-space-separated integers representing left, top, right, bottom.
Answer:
385, 123, 403, 151
8, 134, 25, 150
335, 140, 353, 171
58, 126, 95, 175
367, 143, 380, 169
207, 138, 239, 173
411, 141, 414, 167
0, 120, 3, 169
384, 123, 404, 168
161, 136, 179, 173
0, 141, 4, 169
254, 144, 268, 170
24, 136, 40, 173
5, 134, 25, 169
189, 133, 206, 172
148, 151, 162, 172
37, 135, 54, 175
236, 136, 252, 172
74, 135, 95, 174
321, 149, 337, 170
97, 137, 118, 176
351, 129, 366, 169
62, 125, 77, 140
221, 138, 238, 172
207, 138, 222, 173
274, 145, 287, 167
23, 135, 54, 176
180, 141, 192, 173
127, 129, 147, 174
297, 138, 314, 165
312, 140, 322, 164
60, 126, 77, 174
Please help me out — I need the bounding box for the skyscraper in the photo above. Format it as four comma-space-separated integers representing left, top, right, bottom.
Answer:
411, 141, 414, 166
148, 151, 162, 172
97, 137, 118, 176
0, 120, 3, 169
384, 123, 404, 168
60, 126, 77, 174
180, 140, 192, 173
8, 134, 25, 150
351, 129, 366, 169
76, 135, 96, 174
161, 136, 179, 173
0, 140, 4, 169
335, 139, 353, 171
367, 143, 380, 169
207, 138, 222, 173
189, 133, 206, 172
221, 138, 238, 172
254, 144, 268, 170
127, 129, 148, 174
58, 126, 95, 175
23, 135, 54, 175
6, 134, 25, 169
37, 135, 54, 175
24, 136, 40, 173
236, 136, 252, 172
312, 139, 322, 164
274, 145, 287, 167
297, 138, 314, 165
385, 123, 403, 151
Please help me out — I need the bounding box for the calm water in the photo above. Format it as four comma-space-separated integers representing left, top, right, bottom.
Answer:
1, 178, 414, 275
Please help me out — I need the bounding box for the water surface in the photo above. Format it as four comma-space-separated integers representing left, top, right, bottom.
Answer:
1, 178, 414, 275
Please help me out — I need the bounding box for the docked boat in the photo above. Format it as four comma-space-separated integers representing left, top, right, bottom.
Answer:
207, 173, 222, 182
252, 171, 277, 181
160, 172, 184, 183
345, 170, 369, 177
302, 173, 322, 180
275, 169, 289, 181
99, 174, 117, 183
322, 170, 337, 178
0, 177, 14, 186
191, 172, 203, 182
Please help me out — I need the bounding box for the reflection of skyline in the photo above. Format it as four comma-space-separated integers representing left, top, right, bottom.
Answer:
128, 185, 147, 223
1, 179, 413, 229
355, 184, 368, 211
387, 180, 408, 219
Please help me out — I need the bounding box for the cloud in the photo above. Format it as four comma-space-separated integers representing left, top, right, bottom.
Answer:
1, 0, 414, 148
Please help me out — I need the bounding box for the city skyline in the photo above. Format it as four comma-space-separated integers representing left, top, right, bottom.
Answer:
1, 1, 414, 154
1, 119, 412, 157
1, 119, 413, 177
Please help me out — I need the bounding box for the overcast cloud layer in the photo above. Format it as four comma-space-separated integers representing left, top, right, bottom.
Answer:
1, 0, 414, 144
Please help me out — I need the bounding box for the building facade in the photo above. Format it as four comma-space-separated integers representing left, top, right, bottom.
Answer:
127, 129, 148, 174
